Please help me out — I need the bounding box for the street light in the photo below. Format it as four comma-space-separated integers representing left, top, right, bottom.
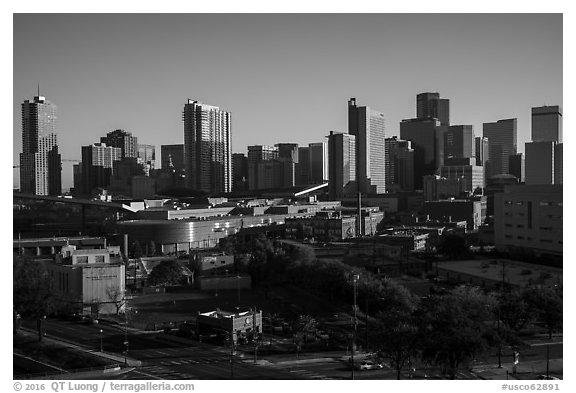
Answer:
99, 329, 103, 352
351, 273, 360, 380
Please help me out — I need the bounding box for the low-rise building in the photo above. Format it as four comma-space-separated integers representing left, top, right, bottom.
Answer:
47, 246, 125, 315
197, 309, 262, 343
422, 197, 486, 230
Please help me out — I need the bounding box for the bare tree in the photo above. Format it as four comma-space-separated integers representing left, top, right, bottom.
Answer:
106, 286, 126, 315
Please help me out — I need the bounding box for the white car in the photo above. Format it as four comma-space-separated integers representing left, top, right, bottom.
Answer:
358, 360, 384, 371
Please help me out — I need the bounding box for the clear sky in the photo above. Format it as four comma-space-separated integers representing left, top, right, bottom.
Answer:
13, 13, 562, 190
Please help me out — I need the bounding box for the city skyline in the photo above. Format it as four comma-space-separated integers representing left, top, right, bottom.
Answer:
13, 14, 562, 190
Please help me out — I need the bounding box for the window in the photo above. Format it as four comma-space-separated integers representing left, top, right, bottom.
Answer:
95, 255, 105, 263
76, 256, 88, 264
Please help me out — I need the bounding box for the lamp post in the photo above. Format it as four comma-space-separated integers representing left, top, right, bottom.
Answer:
99, 329, 103, 352
124, 310, 129, 367
351, 273, 360, 380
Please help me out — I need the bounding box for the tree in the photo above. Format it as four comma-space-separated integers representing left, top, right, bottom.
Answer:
13, 256, 55, 317
130, 241, 143, 259
106, 285, 126, 315
417, 286, 497, 379
497, 290, 536, 347
146, 240, 157, 257
148, 260, 185, 286
523, 286, 562, 339
372, 310, 419, 380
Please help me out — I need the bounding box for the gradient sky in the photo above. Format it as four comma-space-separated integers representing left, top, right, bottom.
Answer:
13, 13, 562, 190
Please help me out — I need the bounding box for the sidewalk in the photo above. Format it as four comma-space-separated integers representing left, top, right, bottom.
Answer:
471, 359, 563, 380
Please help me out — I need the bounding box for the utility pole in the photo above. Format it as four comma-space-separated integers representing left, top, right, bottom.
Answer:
351, 273, 359, 380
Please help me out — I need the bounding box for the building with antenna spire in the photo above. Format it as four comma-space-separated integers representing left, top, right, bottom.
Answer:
19, 92, 61, 195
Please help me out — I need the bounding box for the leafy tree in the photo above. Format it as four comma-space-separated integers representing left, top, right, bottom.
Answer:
146, 240, 157, 257
292, 314, 318, 357
523, 286, 562, 339
496, 290, 536, 346
372, 310, 419, 380
130, 241, 143, 259
13, 256, 55, 317
417, 286, 497, 379
438, 234, 469, 259
148, 260, 185, 287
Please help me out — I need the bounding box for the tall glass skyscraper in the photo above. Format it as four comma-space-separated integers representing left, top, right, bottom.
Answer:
348, 98, 386, 194
19, 95, 61, 195
183, 100, 232, 194
483, 118, 517, 177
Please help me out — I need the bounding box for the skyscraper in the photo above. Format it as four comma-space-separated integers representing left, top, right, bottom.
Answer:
328, 131, 356, 199
232, 153, 248, 191
161, 144, 185, 171
80, 143, 122, 194
385, 137, 414, 192
475, 136, 489, 167
247, 145, 278, 190
183, 100, 232, 194
101, 129, 138, 159
297, 146, 310, 185
400, 117, 440, 190
483, 118, 517, 177
508, 153, 525, 183
348, 98, 386, 194
19, 94, 61, 195
525, 105, 562, 186
416, 92, 450, 126
443, 125, 474, 163
532, 105, 562, 143
308, 142, 329, 184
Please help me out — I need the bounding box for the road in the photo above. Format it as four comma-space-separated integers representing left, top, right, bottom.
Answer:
19, 318, 563, 380
22, 318, 299, 379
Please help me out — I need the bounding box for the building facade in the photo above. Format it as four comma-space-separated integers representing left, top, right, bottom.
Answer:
439, 162, 484, 192
483, 118, 517, 177
183, 100, 232, 194
19, 95, 61, 195
532, 105, 562, 143
308, 142, 329, 184
101, 129, 138, 159
348, 98, 386, 194
400, 117, 441, 190
385, 137, 414, 192
161, 144, 185, 171
80, 143, 122, 195
232, 153, 249, 191
416, 92, 450, 126
443, 125, 474, 163
494, 184, 562, 257
327, 131, 357, 199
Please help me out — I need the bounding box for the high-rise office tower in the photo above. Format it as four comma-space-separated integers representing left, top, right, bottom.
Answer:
482, 118, 517, 178
475, 136, 489, 167
525, 105, 562, 186
297, 146, 310, 185
161, 144, 185, 171
532, 106, 562, 143
101, 129, 138, 159
443, 125, 474, 163
137, 143, 155, 176
183, 99, 232, 194
232, 153, 248, 191
19, 94, 62, 195
416, 92, 450, 126
508, 153, 525, 183
385, 137, 414, 192
309, 142, 329, 184
80, 143, 122, 194
276, 143, 299, 188
247, 145, 279, 190
327, 131, 356, 199
400, 117, 440, 190
348, 98, 386, 194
